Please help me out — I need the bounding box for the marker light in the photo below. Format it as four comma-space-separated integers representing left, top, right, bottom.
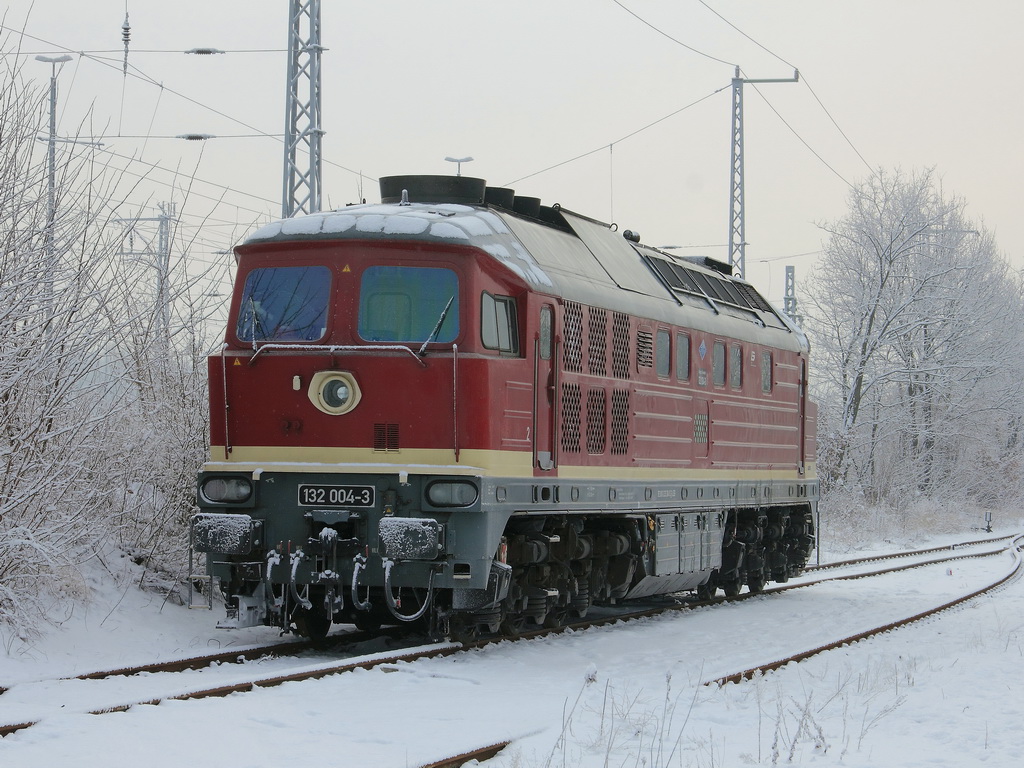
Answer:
200, 476, 253, 503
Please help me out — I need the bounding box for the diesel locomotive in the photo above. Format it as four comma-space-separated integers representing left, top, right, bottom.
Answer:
191, 174, 817, 639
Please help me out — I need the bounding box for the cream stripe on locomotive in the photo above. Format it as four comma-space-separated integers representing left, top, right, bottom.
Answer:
206, 443, 815, 483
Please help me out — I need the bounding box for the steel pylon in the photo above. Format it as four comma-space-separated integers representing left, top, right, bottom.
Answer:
727, 67, 799, 280
282, 0, 323, 218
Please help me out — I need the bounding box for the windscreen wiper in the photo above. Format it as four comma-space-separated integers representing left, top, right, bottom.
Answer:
418, 295, 455, 356
247, 296, 265, 350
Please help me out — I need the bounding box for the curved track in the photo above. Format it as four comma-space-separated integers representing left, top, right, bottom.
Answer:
417, 741, 513, 768
705, 533, 1024, 686
1, 533, 1016, 742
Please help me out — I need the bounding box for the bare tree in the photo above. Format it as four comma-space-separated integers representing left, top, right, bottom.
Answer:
0, 51, 224, 644
805, 168, 1024, 513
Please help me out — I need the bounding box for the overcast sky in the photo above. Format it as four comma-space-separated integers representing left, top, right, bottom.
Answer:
2, 1, 1020, 300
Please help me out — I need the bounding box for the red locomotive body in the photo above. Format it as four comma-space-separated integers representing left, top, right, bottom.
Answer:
194, 175, 817, 638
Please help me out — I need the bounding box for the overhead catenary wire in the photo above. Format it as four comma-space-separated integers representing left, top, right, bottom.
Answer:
0, 23, 366, 181
696, 0, 797, 70
3, 48, 288, 55
611, 0, 734, 67
696, 0, 874, 176
8, 6, 856, 264
612, 2, 874, 187
745, 80, 854, 189
503, 84, 729, 187
94, 144, 279, 212
4, 26, 302, 239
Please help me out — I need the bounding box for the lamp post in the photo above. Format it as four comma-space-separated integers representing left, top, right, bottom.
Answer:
35, 54, 73, 260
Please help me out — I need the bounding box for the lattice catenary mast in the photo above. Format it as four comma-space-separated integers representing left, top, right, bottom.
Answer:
282, 0, 323, 218
728, 67, 798, 279
784, 265, 802, 327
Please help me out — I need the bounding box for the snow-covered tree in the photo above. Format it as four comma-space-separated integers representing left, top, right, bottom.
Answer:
806, 168, 1024, 514
0, 53, 221, 644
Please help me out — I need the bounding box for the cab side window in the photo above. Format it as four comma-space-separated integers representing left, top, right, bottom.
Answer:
761, 350, 773, 393
712, 341, 726, 386
540, 305, 553, 360
676, 333, 690, 380
656, 329, 671, 378
730, 344, 742, 388
482, 293, 519, 354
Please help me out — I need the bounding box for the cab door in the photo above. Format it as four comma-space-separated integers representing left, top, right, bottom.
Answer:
533, 304, 556, 471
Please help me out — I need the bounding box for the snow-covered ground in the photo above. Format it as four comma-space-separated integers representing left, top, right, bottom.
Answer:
1, 528, 1022, 768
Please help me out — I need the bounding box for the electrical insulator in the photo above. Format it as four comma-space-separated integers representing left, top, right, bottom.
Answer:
122, 13, 131, 76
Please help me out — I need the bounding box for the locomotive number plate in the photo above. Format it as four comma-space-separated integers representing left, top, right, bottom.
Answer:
297, 484, 375, 508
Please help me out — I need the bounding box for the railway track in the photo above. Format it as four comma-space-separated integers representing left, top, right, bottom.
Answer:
804, 533, 1015, 573
1, 533, 1016, 743
69, 623, 418, 680
418, 741, 513, 768
705, 532, 1024, 686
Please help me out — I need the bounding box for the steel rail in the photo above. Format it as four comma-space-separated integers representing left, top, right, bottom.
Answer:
64, 624, 417, 682
3, 643, 460, 737
4, 535, 1003, 693
88, 641, 464, 715
2, 533, 1017, 739
705, 534, 1024, 687
805, 533, 1014, 573
417, 741, 512, 768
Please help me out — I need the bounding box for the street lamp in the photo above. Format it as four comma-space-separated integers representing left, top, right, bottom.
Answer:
445, 156, 473, 176
35, 54, 74, 266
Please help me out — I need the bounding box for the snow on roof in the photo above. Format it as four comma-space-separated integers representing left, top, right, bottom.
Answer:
244, 203, 555, 288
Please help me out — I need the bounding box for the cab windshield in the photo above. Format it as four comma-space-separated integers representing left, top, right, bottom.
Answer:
358, 266, 459, 343
235, 265, 331, 342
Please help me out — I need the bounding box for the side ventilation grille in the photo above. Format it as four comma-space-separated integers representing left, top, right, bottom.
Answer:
373, 423, 400, 452
611, 389, 630, 455
612, 312, 630, 379
564, 301, 583, 373
587, 307, 607, 376
561, 382, 582, 453
586, 388, 607, 454
636, 330, 654, 369
693, 413, 709, 445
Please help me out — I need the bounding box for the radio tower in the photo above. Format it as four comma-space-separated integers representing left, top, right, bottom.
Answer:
282, 0, 323, 218
728, 67, 798, 279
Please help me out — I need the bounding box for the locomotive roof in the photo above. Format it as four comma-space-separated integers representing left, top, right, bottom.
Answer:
242, 199, 807, 353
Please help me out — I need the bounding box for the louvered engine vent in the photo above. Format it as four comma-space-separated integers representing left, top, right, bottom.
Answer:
373, 423, 400, 452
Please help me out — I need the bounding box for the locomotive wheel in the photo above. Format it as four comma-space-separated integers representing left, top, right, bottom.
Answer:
696, 581, 716, 601
499, 613, 528, 637
292, 585, 333, 641
747, 574, 766, 595
293, 606, 331, 641
448, 615, 481, 643
721, 579, 742, 598
543, 608, 568, 630
353, 613, 383, 633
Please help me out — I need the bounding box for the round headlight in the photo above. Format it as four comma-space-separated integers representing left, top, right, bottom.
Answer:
308, 371, 361, 415
322, 378, 351, 408
201, 476, 252, 503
